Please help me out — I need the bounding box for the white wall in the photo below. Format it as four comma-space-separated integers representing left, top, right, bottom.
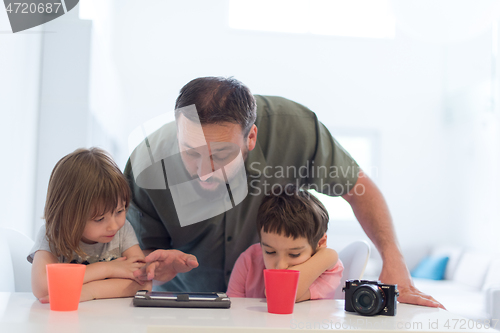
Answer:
0, 9, 42, 237
443, 29, 500, 254
0, 5, 92, 238
33, 9, 92, 233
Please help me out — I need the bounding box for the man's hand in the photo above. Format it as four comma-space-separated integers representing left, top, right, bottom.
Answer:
379, 260, 445, 309
133, 250, 199, 283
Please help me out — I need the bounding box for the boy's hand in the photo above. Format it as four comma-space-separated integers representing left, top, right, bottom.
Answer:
108, 257, 146, 284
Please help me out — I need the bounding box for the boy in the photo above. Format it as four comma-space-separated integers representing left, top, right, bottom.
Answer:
227, 184, 343, 302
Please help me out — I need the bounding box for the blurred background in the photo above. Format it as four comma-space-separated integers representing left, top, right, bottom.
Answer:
1, 0, 500, 272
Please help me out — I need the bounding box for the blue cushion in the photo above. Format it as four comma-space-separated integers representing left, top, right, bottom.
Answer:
411, 256, 449, 280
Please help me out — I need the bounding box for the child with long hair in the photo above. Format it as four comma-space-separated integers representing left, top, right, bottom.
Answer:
29, 147, 152, 302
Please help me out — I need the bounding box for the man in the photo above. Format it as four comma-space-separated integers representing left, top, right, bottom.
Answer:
127, 76, 443, 308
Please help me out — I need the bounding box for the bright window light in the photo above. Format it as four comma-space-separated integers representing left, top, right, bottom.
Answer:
310, 135, 376, 222
229, 0, 395, 39
79, 0, 93, 20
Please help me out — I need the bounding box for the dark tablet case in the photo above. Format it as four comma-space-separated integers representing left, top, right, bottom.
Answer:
133, 290, 231, 309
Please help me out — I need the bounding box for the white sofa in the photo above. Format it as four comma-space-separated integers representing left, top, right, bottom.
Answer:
365, 245, 500, 321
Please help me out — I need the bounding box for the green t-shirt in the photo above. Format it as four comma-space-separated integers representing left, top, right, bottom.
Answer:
124, 95, 359, 292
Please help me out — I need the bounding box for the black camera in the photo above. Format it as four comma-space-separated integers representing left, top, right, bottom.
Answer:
343, 280, 399, 316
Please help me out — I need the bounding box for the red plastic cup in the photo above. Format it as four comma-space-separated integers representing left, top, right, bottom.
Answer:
46, 263, 86, 311
264, 269, 300, 314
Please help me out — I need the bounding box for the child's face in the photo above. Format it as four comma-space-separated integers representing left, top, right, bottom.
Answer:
260, 230, 315, 270
81, 201, 126, 244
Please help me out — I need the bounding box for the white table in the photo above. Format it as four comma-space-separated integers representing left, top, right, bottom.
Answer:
0, 292, 497, 332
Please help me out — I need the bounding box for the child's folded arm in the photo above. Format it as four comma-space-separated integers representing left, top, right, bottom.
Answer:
83, 260, 138, 283
287, 248, 338, 302
84, 244, 146, 283
82, 261, 115, 283
80, 278, 152, 302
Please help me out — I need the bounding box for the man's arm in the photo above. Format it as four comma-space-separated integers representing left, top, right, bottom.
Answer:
288, 248, 338, 302
342, 169, 444, 309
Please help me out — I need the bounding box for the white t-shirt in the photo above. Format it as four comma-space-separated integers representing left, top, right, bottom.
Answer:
27, 220, 139, 264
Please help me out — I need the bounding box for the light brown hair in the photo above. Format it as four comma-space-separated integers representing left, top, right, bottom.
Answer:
44, 147, 131, 261
256, 184, 329, 249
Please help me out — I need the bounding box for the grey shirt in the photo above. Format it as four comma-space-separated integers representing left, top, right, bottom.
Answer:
124, 95, 359, 292
28, 220, 139, 264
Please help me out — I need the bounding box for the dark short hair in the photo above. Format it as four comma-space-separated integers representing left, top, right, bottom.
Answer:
256, 184, 329, 249
174, 76, 257, 136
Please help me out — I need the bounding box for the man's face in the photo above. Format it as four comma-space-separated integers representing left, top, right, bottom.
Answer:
176, 114, 256, 196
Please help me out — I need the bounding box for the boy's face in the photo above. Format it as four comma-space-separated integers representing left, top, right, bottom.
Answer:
81, 201, 126, 244
260, 230, 315, 270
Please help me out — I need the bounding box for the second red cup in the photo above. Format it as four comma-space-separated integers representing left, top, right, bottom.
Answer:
46, 263, 86, 311
264, 269, 300, 314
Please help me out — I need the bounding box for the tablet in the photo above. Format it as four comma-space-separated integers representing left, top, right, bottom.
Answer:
133, 290, 231, 308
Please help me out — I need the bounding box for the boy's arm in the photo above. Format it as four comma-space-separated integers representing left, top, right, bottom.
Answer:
288, 248, 338, 302
31, 250, 59, 299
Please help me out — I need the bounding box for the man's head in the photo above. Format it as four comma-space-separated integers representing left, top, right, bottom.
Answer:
256, 184, 329, 269
174, 77, 258, 195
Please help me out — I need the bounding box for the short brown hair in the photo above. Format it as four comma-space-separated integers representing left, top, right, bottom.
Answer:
44, 147, 131, 261
175, 76, 257, 136
256, 184, 329, 249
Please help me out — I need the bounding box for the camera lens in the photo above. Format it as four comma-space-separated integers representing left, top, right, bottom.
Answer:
352, 284, 386, 316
